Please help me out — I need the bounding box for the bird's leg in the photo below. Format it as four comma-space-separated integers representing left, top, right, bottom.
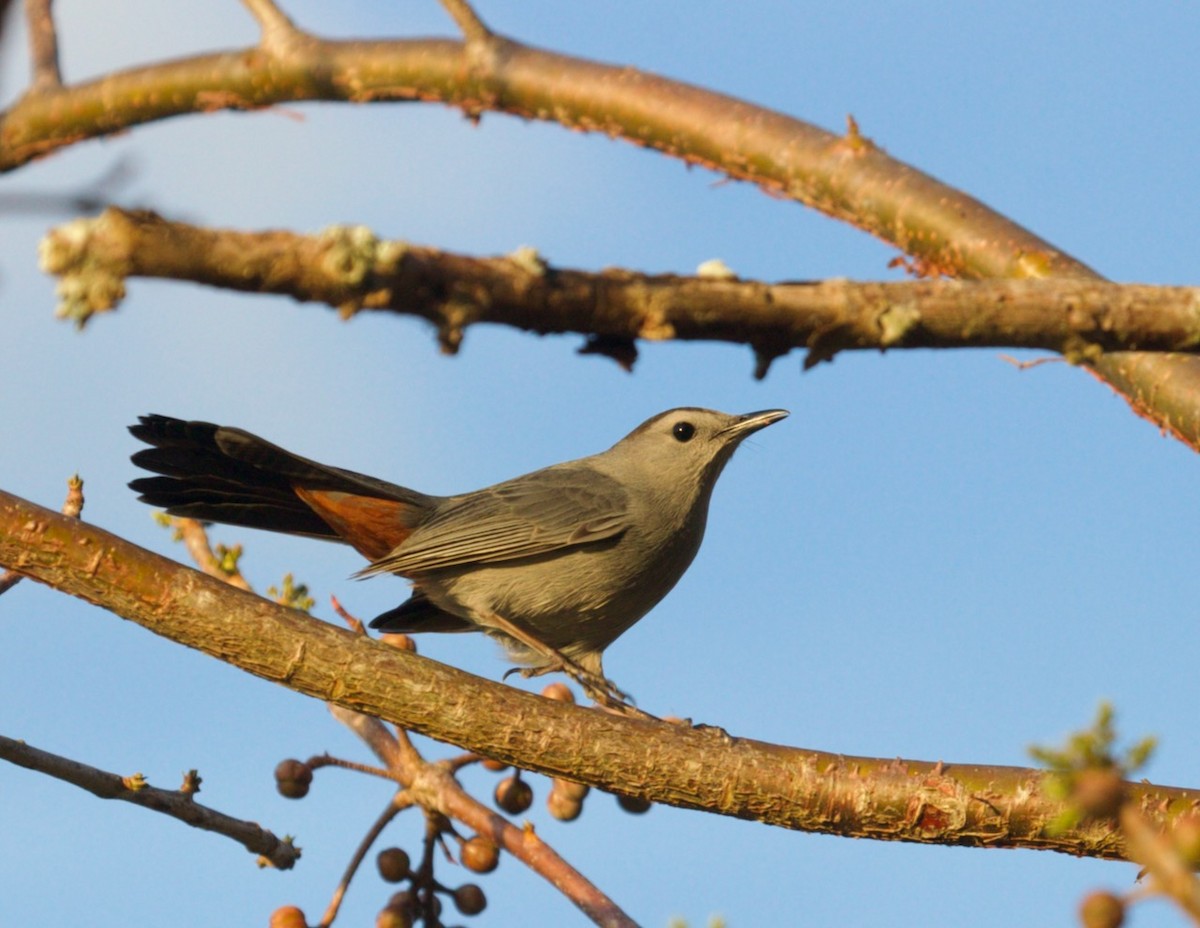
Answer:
482, 611, 655, 719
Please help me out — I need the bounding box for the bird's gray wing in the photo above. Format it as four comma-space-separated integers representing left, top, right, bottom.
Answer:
358, 464, 629, 576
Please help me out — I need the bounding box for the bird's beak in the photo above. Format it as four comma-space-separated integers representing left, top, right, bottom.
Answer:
724, 409, 789, 437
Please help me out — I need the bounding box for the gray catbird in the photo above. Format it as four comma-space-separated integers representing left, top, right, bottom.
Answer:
128, 408, 787, 707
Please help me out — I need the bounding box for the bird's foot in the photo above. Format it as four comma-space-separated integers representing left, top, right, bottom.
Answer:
507, 662, 656, 721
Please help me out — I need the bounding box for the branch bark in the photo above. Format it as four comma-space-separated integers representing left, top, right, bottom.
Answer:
0, 29, 1083, 284
3, 487, 1198, 862
38, 208, 1200, 370
6, 15, 1200, 449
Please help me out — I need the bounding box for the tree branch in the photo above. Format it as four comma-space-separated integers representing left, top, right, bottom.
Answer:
179, 535, 632, 927
0, 473, 81, 596
438, 0, 492, 43
0, 734, 301, 869
3, 487, 1198, 863
316, 789, 414, 928
159, 515, 253, 591
330, 706, 636, 928
38, 208, 1200, 370
5, 11, 1200, 449
0, 25, 1077, 282
22, 0, 61, 90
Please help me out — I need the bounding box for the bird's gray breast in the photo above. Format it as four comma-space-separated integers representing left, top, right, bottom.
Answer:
418, 478, 706, 656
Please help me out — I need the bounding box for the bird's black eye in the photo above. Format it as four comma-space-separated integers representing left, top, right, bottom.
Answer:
672, 421, 696, 442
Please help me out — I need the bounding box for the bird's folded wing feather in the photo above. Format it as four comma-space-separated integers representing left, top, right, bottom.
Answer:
358, 465, 629, 576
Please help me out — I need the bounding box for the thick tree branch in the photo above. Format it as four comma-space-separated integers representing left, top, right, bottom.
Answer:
0, 27, 1079, 284
38, 208, 1200, 369
0, 23, 1087, 294
3, 488, 1198, 862
5, 12, 1200, 448
0, 734, 301, 868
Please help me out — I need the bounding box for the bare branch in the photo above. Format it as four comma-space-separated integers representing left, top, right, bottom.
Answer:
317, 791, 414, 928
423, 757, 638, 928
0, 734, 300, 868
0, 30, 1074, 284
4, 16, 1200, 448
439, 0, 492, 43
5, 12, 1200, 452
3, 487, 1199, 863
162, 516, 253, 591
330, 705, 408, 771
331, 703, 637, 928
240, 0, 309, 57
38, 209, 1200, 366
22, 0, 61, 89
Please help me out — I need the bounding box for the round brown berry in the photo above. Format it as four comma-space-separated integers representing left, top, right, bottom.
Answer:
460, 836, 499, 874
541, 682, 575, 703
553, 778, 589, 803
274, 759, 313, 799
453, 883, 487, 916
376, 847, 412, 883
375, 903, 413, 928
1078, 890, 1125, 928
480, 757, 509, 772
547, 789, 582, 822
381, 633, 416, 652
268, 904, 307, 928
494, 775, 533, 814
617, 793, 652, 814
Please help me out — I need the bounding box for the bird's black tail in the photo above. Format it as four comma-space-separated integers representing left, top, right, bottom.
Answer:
128, 415, 435, 548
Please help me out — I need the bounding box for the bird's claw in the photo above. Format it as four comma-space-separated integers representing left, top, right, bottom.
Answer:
509, 661, 656, 720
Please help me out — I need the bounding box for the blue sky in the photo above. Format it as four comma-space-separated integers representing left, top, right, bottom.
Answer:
3, 2, 1199, 926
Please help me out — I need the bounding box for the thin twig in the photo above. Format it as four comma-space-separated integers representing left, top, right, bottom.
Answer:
241, 0, 289, 28
165, 516, 253, 591
329, 594, 366, 635
308, 751, 397, 783
425, 758, 638, 928
23, 0, 61, 89
330, 701, 636, 928
240, 0, 304, 53
317, 791, 414, 928
438, 0, 491, 42
0, 734, 300, 868
328, 706, 405, 771
999, 354, 1064, 372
